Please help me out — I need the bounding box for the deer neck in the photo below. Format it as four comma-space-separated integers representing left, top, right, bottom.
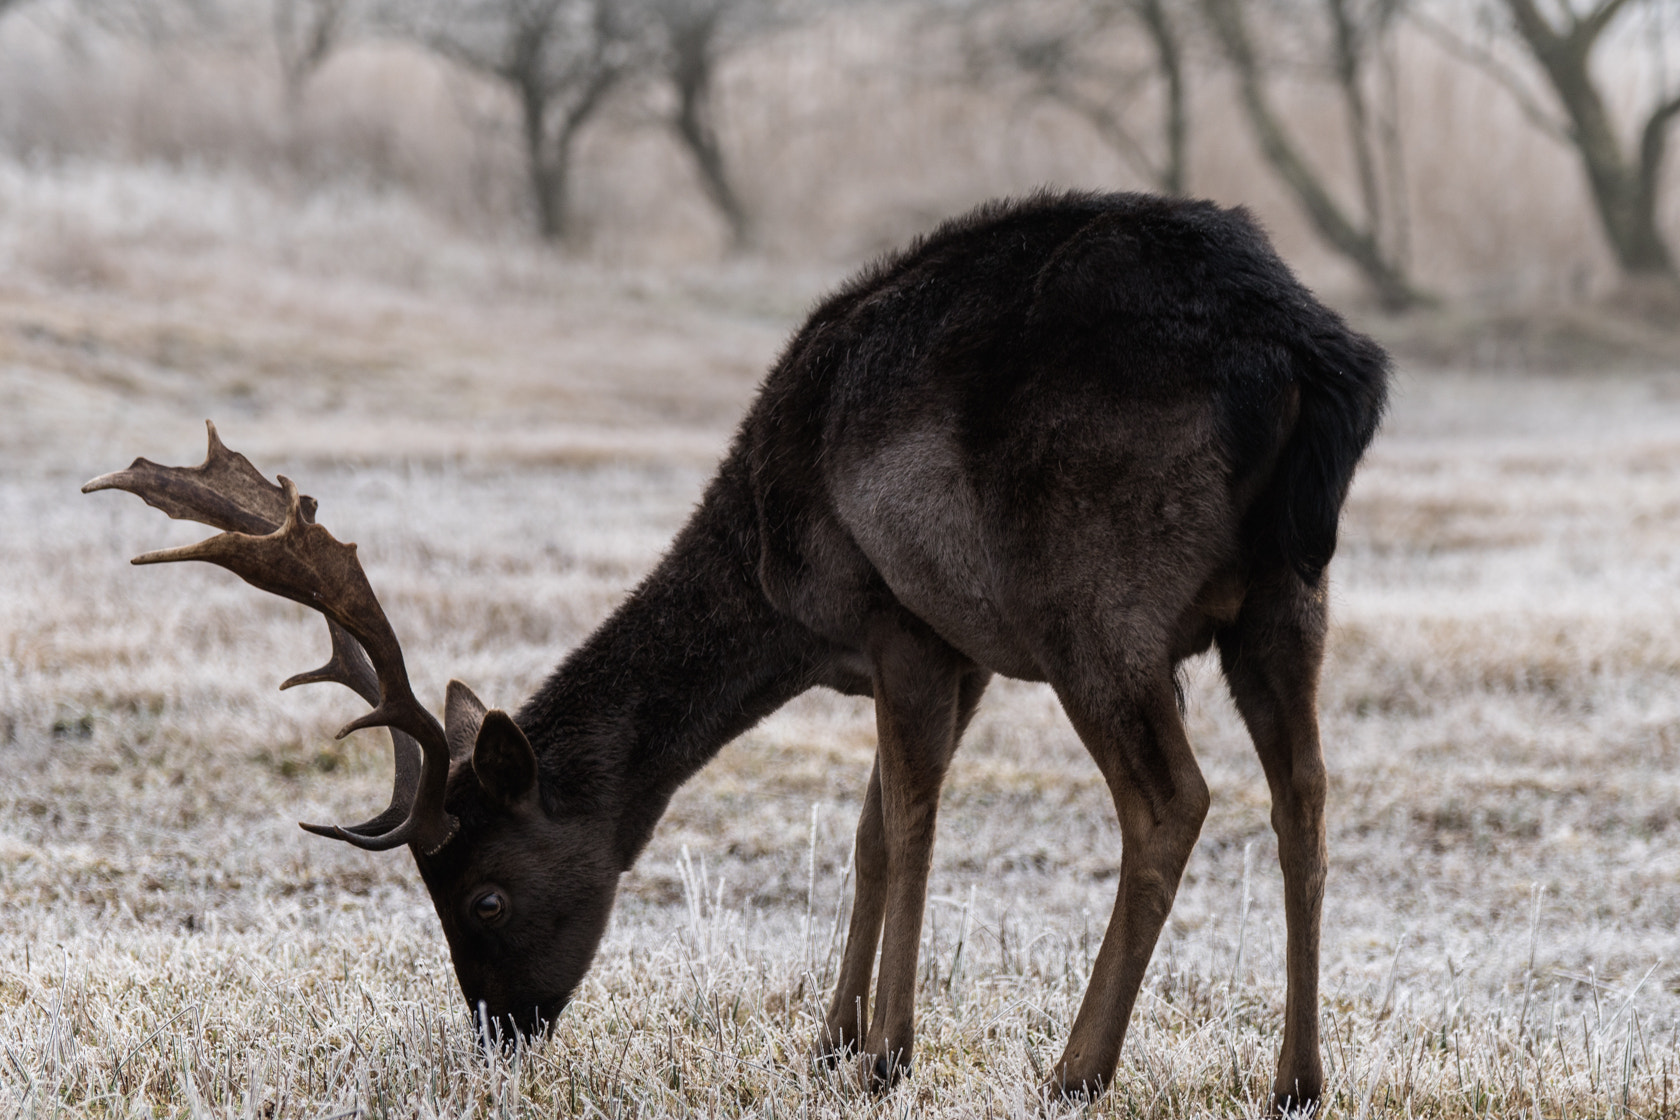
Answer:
514, 458, 820, 868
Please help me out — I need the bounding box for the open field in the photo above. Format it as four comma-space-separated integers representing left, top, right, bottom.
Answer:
5, 163, 1680, 1117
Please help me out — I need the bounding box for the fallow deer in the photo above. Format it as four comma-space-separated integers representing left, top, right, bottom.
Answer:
86, 191, 1387, 1112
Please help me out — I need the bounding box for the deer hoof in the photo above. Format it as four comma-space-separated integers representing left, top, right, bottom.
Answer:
1043, 1060, 1108, 1101
810, 1029, 857, 1067
1271, 1086, 1321, 1117
861, 1051, 910, 1091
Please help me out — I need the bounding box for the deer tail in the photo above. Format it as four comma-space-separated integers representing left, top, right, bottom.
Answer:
1253, 325, 1390, 586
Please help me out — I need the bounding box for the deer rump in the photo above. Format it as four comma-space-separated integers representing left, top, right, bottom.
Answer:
748, 192, 1384, 787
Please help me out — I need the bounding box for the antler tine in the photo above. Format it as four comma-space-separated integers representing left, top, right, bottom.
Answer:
82, 419, 319, 532
84, 424, 457, 856
282, 619, 378, 702
283, 620, 424, 838
137, 475, 456, 853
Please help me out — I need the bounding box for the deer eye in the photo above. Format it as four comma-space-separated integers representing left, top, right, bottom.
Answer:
472, 890, 508, 925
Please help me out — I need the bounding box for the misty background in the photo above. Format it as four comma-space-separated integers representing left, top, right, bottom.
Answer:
0, 0, 1676, 332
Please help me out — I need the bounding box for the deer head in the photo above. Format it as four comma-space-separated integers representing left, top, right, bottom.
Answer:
84, 422, 616, 1036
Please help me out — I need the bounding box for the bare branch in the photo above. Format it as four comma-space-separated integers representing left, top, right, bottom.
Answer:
1409, 8, 1573, 143
1503, 0, 1566, 54
1577, 0, 1638, 41
1202, 0, 1430, 308
1132, 0, 1187, 194
1036, 76, 1166, 186
958, 0, 1192, 195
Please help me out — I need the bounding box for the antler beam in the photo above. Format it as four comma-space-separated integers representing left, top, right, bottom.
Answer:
84, 421, 455, 854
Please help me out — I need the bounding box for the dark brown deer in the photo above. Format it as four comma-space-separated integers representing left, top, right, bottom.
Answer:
86, 192, 1387, 1113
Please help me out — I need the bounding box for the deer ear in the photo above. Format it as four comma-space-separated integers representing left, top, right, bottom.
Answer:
472, 709, 538, 809
445, 679, 488, 764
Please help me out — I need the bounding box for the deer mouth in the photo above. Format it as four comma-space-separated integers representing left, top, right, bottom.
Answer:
470, 996, 568, 1045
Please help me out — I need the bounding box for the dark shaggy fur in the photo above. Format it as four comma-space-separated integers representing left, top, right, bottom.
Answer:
413, 190, 1387, 1111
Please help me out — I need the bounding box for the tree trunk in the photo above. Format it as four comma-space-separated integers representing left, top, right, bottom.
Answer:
670, 22, 751, 250
1134, 0, 1187, 196
1202, 0, 1429, 310
1326, 0, 1385, 244
1501, 0, 1678, 282
518, 75, 567, 242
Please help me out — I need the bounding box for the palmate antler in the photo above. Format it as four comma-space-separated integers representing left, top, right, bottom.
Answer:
83, 421, 458, 855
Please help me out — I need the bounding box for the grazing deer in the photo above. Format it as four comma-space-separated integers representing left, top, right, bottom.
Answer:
86, 191, 1387, 1112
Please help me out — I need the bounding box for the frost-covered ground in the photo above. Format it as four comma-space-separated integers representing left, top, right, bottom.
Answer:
4, 160, 1680, 1117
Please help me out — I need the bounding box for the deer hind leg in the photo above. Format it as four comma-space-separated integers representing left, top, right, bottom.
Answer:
1217, 574, 1329, 1117
819, 668, 987, 1065
1049, 668, 1210, 1098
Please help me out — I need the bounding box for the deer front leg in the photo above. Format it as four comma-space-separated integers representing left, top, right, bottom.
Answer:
819, 669, 988, 1071
1218, 576, 1330, 1116
817, 759, 887, 1060
851, 619, 966, 1089
1049, 676, 1209, 1098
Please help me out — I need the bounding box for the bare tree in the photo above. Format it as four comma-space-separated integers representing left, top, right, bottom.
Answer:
1203, 0, 1430, 310
1417, 0, 1680, 286
1135, 0, 1189, 193
273, 0, 347, 110
961, 0, 1191, 195
640, 0, 773, 248
415, 0, 636, 242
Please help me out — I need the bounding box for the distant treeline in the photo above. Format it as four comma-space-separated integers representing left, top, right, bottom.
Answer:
0, 0, 1676, 306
